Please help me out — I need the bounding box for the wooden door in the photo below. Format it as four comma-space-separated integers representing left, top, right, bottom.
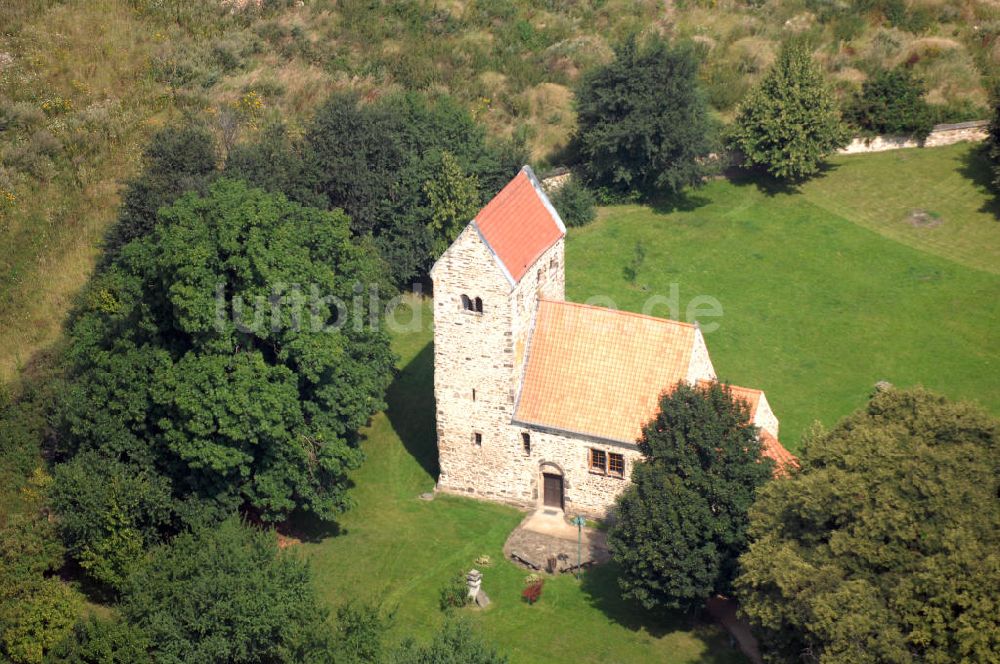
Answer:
543, 473, 563, 509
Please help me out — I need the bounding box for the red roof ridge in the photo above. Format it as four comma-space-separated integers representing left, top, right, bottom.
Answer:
474, 166, 565, 285
537, 298, 698, 329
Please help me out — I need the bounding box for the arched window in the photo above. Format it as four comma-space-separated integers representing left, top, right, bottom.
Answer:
474, 297, 483, 313
461, 294, 472, 311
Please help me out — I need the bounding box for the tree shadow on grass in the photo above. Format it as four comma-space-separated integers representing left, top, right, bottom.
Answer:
956, 144, 1000, 218
579, 562, 744, 661
384, 340, 439, 481
726, 161, 840, 197
647, 190, 712, 215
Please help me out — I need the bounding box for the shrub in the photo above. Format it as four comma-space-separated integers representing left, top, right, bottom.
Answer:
521, 580, 544, 605
548, 177, 596, 228
439, 571, 470, 611
574, 34, 715, 197
729, 40, 850, 180
846, 67, 933, 139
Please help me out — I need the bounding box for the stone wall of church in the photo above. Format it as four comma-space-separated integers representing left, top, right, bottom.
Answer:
510, 239, 565, 394
432, 225, 520, 498
753, 392, 779, 438
685, 327, 717, 384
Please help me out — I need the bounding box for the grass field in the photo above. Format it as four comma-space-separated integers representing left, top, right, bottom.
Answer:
298, 295, 744, 664
567, 144, 1000, 447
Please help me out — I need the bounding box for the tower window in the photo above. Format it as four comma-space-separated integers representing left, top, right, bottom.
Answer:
461, 294, 473, 311
522, 432, 531, 456
472, 388, 476, 401
474, 297, 483, 313
473, 432, 482, 446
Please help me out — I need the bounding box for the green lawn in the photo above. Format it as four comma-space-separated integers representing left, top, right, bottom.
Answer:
299, 144, 998, 662
568, 144, 1000, 447
299, 296, 745, 664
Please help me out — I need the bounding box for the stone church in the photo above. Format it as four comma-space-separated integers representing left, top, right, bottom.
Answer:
431, 166, 794, 518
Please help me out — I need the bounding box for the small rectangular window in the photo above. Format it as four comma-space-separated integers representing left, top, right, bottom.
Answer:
589, 448, 607, 473
522, 432, 531, 455
473, 432, 482, 446
472, 388, 476, 401
609, 453, 625, 478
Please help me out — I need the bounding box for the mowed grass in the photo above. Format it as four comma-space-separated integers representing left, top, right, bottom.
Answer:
567, 144, 1000, 448
298, 296, 745, 664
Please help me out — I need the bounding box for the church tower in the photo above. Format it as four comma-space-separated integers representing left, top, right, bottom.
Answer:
430, 166, 566, 503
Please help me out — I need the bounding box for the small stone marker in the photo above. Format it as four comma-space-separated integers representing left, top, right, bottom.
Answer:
467, 569, 490, 607
418, 492, 434, 501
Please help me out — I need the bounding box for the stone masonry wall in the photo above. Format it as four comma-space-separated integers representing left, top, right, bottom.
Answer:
432, 225, 521, 499
752, 392, 779, 439
839, 120, 988, 155
685, 327, 717, 384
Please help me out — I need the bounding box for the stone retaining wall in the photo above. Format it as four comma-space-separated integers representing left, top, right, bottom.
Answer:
839, 120, 988, 155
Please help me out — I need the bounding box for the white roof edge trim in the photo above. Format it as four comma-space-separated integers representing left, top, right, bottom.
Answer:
522, 165, 568, 235
471, 220, 516, 288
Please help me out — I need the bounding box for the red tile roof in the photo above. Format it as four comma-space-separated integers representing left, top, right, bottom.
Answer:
475, 167, 565, 283
760, 430, 799, 475
514, 300, 696, 443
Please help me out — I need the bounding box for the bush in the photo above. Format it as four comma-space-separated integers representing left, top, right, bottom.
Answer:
846, 67, 933, 139
521, 580, 544, 605
439, 571, 470, 611
548, 177, 596, 228
574, 34, 715, 197
729, 40, 850, 180
120, 517, 333, 663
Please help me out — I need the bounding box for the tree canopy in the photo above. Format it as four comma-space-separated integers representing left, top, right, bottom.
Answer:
574, 35, 715, 197
736, 388, 1000, 663
56, 179, 394, 548
846, 67, 933, 139
729, 40, 849, 180
120, 516, 332, 663
607, 382, 773, 610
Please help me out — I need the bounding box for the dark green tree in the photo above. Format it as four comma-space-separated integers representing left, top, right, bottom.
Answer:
737, 388, 1000, 663
393, 619, 508, 664
607, 382, 773, 610
729, 40, 850, 180
304, 91, 526, 285
120, 516, 333, 663
45, 616, 150, 664
987, 84, 1000, 193
846, 67, 933, 139
59, 179, 394, 525
548, 178, 596, 228
574, 35, 715, 197
101, 124, 217, 265
50, 454, 174, 590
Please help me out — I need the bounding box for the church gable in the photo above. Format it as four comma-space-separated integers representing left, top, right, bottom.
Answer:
474, 166, 566, 285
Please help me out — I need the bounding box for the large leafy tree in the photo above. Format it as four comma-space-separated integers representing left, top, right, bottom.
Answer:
736, 388, 1000, 663
729, 40, 850, 180
302, 91, 526, 285
58, 179, 394, 528
574, 35, 715, 197
120, 517, 332, 663
607, 382, 773, 610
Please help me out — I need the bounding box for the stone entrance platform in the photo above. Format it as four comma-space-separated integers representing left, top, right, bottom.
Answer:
503, 509, 611, 574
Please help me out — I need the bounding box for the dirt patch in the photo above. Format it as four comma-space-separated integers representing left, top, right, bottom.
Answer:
907, 209, 943, 228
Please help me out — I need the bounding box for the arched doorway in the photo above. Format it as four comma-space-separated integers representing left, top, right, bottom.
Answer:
538, 462, 564, 511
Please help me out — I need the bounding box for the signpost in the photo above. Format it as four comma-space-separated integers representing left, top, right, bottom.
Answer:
570, 515, 586, 579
